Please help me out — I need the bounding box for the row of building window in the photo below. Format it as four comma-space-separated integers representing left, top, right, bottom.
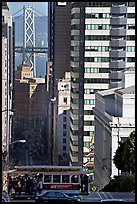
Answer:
70, 108, 94, 116
84, 89, 103, 94
72, 46, 135, 52
85, 24, 135, 30
71, 98, 96, 105
85, 35, 135, 41
71, 35, 135, 41
85, 46, 135, 52
70, 139, 93, 148
71, 87, 102, 94
85, 13, 135, 19
72, 57, 135, 62
84, 78, 110, 83
71, 13, 135, 20
85, 2, 134, 7
85, 68, 109, 73
71, 2, 134, 8
70, 129, 94, 137
71, 78, 110, 84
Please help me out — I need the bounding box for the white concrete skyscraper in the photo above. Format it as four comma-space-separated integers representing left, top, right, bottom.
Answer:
69, 2, 135, 181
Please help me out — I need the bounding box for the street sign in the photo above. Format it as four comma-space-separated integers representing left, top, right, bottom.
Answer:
91, 186, 97, 191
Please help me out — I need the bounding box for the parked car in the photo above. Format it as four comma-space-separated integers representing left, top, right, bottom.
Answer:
35, 190, 81, 203
101, 198, 125, 202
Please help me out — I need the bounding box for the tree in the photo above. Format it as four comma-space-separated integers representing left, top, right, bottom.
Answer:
102, 175, 135, 192
113, 130, 135, 174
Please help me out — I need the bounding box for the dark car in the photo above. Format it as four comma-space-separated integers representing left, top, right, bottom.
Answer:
35, 190, 81, 203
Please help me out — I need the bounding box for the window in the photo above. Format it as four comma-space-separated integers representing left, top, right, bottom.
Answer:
128, 2, 135, 7
63, 139, 66, 143
62, 175, 69, 183
45, 192, 56, 198
2, 16, 4, 22
84, 110, 93, 115
53, 175, 61, 183
84, 99, 95, 105
127, 13, 135, 18
71, 35, 79, 40
126, 35, 135, 40
72, 140, 78, 146
71, 175, 79, 183
63, 110, 67, 115
84, 121, 94, 126
127, 57, 135, 62
72, 13, 80, 19
63, 146, 66, 150
84, 131, 94, 136
56, 192, 66, 198
63, 117, 66, 122
63, 97, 67, 104
84, 142, 92, 147
63, 124, 66, 129
126, 46, 135, 52
44, 175, 52, 183
128, 24, 135, 30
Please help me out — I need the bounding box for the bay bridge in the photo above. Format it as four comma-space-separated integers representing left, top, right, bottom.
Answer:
13, 5, 48, 77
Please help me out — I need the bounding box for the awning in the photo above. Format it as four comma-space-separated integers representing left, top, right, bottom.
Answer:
83, 162, 94, 167
89, 146, 94, 150
86, 152, 94, 157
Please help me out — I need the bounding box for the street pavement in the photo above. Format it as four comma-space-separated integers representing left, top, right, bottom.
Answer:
80, 191, 135, 202
9, 192, 135, 202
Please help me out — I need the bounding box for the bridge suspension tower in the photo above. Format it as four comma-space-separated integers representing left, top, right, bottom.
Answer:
15, 5, 48, 77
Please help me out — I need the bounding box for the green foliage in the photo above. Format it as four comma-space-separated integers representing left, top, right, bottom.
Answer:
102, 175, 135, 192
113, 130, 135, 174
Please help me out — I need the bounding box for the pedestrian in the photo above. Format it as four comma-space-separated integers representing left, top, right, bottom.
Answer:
33, 177, 38, 195
17, 180, 22, 195
29, 177, 33, 195
25, 177, 30, 195
37, 179, 43, 195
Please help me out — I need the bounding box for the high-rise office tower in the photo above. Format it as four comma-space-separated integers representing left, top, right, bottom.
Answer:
47, 2, 71, 165
70, 2, 135, 179
2, 2, 15, 168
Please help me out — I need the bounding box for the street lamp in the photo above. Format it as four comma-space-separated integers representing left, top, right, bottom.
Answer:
9, 140, 26, 145
2, 109, 16, 112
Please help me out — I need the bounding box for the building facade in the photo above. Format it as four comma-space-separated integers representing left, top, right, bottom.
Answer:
2, 2, 15, 171
13, 64, 48, 166
93, 67, 135, 190
47, 2, 71, 165
57, 72, 71, 165
69, 2, 135, 179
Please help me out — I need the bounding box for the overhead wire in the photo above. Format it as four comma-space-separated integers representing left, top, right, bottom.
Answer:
12, 8, 23, 16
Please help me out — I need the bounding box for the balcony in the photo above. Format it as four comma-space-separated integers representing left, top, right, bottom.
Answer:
110, 18, 127, 25
109, 61, 125, 69
111, 6, 127, 14
110, 50, 126, 58
110, 29, 126, 36
110, 40, 126, 47
109, 71, 123, 79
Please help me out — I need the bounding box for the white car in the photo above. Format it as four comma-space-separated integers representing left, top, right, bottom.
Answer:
101, 199, 125, 202
2, 191, 11, 202
2, 197, 6, 203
